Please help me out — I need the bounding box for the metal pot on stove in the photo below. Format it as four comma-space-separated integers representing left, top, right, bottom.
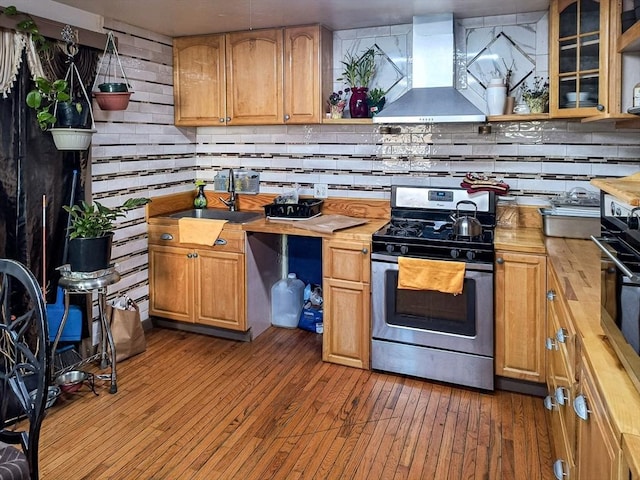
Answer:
450, 200, 482, 237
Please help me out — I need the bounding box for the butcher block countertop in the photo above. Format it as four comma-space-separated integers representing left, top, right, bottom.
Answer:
591, 171, 640, 206
546, 237, 640, 453
146, 191, 389, 241
495, 226, 546, 254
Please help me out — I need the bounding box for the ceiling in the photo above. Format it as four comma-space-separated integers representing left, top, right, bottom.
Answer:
52, 0, 550, 37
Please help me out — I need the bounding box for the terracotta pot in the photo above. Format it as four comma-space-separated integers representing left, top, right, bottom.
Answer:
93, 91, 132, 111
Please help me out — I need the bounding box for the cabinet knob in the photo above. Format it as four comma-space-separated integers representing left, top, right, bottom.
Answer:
596, 104, 605, 112
496, 257, 504, 264
192, 252, 198, 258
361, 248, 368, 254
284, 114, 290, 121
573, 394, 590, 421
226, 117, 231, 122
219, 118, 225, 123
214, 238, 227, 246
546, 290, 556, 301
160, 233, 174, 241
187, 253, 193, 258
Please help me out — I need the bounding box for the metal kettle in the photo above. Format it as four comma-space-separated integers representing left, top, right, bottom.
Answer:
450, 200, 483, 237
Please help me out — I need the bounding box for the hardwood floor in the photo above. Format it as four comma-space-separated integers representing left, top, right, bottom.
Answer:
39, 327, 553, 479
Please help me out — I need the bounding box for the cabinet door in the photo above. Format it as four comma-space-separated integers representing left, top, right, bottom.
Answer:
323, 277, 370, 369
495, 251, 547, 382
149, 245, 194, 322
173, 35, 226, 126
322, 239, 371, 369
284, 25, 331, 124
196, 250, 246, 331
549, 0, 611, 117
226, 29, 284, 125
575, 360, 622, 480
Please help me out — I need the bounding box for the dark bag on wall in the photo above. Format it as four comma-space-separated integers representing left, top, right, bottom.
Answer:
106, 298, 146, 362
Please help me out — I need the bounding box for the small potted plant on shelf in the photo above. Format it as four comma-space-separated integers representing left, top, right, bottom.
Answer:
338, 48, 378, 118
521, 76, 549, 114
367, 87, 386, 117
327, 89, 349, 119
63, 197, 150, 272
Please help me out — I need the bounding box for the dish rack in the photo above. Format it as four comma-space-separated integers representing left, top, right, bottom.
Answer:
213, 170, 260, 194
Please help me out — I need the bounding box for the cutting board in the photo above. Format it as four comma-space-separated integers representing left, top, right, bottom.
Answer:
591, 172, 640, 206
268, 214, 368, 233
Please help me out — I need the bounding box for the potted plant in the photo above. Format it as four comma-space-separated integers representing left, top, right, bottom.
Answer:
2, 7, 96, 149
63, 197, 150, 272
92, 31, 133, 111
367, 87, 386, 117
521, 76, 549, 114
327, 89, 349, 119
338, 48, 377, 118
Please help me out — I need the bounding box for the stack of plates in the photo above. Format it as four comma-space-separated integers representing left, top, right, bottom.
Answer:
561, 101, 598, 108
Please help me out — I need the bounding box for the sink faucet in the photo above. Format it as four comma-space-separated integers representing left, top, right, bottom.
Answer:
219, 168, 237, 211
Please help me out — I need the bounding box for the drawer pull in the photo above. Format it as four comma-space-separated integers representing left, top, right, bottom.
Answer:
545, 337, 558, 351
546, 290, 556, 301
555, 328, 568, 344
496, 257, 504, 264
543, 395, 557, 411
361, 248, 368, 254
160, 233, 174, 241
553, 459, 567, 479
555, 387, 568, 406
573, 394, 590, 421
215, 238, 227, 246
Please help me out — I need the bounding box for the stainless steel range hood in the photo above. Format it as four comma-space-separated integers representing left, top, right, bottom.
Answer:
373, 14, 485, 124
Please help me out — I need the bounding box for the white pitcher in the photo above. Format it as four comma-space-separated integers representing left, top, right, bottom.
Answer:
486, 78, 507, 116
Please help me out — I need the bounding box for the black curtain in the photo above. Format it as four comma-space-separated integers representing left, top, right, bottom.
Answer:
0, 44, 97, 304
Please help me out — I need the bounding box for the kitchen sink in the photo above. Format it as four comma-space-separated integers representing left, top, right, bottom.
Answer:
169, 209, 262, 224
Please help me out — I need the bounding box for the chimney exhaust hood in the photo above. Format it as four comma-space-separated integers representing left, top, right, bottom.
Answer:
373, 14, 485, 124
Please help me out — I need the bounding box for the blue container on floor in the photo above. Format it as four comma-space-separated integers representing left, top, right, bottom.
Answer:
46, 287, 83, 342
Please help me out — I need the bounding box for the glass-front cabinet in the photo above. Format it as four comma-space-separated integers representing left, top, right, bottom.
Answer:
550, 0, 612, 117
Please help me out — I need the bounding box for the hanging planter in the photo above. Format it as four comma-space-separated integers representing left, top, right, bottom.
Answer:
92, 31, 133, 111
50, 128, 94, 151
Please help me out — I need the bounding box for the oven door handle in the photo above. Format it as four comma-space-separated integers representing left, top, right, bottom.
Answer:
591, 235, 640, 282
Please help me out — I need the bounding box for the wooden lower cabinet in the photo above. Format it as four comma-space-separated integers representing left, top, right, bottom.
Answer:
149, 227, 247, 331
322, 238, 371, 369
575, 357, 622, 480
495, 250, 547, 382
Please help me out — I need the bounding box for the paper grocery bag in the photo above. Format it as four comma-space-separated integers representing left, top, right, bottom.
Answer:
107, 302, 146, 362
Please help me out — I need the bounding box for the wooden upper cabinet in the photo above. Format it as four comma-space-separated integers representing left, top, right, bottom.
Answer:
173, 34, 226, 126
225, 29, 284, 125
284, 25, 333, 124
549, 0, 612, 117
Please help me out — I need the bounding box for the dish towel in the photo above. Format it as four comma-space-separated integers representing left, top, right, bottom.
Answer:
178, 218, 227, 245
460, 172, 510, 194
397, 257, 466, 295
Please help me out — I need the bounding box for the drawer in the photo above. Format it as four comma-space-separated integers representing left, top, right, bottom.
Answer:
148, 224, 244, 253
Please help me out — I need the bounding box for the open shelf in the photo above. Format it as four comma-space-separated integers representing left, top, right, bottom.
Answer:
487, 114, 550, 121
619, 21, 640, 53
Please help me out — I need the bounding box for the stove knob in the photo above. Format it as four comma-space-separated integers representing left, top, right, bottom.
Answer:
385, 244, 395, 253
466, 250, 476, 261
628, 216, 639, 230
400, 245, 409, 255
451, 249, 460, 259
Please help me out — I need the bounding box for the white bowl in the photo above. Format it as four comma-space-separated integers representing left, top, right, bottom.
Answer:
566, 92, 590, 102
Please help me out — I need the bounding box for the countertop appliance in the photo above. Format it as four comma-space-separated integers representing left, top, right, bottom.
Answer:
371, 186, 496, 390
592, 192, 640, 393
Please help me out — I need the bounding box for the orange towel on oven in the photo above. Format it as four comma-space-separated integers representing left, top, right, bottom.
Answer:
397, 257, 466, 295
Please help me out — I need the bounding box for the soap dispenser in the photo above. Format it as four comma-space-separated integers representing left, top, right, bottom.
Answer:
193, 181, 207, 209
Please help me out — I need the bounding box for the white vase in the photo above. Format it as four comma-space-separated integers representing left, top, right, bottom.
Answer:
486, 83, 507, 116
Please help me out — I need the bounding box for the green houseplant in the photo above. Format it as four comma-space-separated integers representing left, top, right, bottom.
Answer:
2, 6, 96, 149
63, 198, 150, 272
521, 76, 549, 114
338, 48, 378, 118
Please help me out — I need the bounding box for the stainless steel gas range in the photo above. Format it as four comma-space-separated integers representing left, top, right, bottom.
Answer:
371, 185, 496, 390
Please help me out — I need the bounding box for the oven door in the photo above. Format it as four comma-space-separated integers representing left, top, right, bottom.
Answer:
371, 254, 494, 358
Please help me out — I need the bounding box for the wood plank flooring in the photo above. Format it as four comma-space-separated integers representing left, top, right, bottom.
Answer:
38, 327, 554, 479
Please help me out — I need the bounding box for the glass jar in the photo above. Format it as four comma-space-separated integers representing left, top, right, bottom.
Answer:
497, 196, 518, 229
